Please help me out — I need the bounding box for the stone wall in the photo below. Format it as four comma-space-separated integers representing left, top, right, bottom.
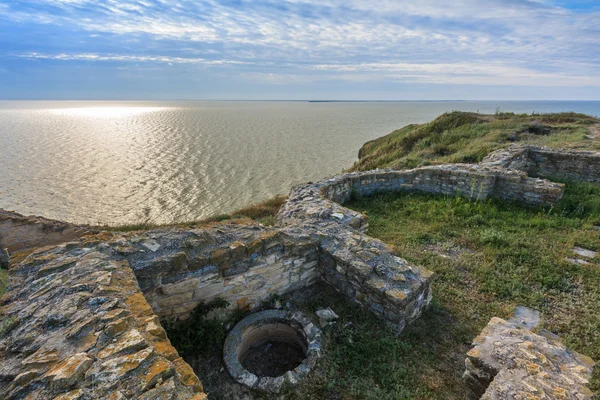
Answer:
483, 144, 600, 184
275, 163, 565, 332
318, 228, 433, 333
0, 234, 206, 400
279, 165, 565, 234
121, 224, 320, 320
463, 317, 595, 399
0, 218, 434, 397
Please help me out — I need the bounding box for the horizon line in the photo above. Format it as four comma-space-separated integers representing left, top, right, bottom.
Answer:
2, 99, 600, 102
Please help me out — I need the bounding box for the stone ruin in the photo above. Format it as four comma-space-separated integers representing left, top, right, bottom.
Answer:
0, 144, 597, 399
222, 310, 322, 393
464, 316, 595, 399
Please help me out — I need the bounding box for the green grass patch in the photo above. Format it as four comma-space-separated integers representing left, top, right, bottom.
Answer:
316, 181, 600, 398
0, 269, 7, 298
351, 111, 599, 172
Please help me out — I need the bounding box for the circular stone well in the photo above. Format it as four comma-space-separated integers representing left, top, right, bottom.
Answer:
223, 310, 322, 393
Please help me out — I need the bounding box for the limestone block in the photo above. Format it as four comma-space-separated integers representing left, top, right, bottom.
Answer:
464, 317, 595, 400
44, 353, 93, 390
193, 281, 224, 301
161, 278, 199, 296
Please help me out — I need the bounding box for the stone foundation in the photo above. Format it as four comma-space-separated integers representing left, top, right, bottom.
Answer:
464, 317, 595, 399
0, 235, 206, 399
279, 164, 565, 236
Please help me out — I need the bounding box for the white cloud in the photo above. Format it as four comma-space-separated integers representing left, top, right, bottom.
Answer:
18, 52, 250, 65
2, 0, 600, 88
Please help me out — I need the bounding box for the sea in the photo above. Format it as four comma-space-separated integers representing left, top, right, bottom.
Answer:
0, 100, 598, 225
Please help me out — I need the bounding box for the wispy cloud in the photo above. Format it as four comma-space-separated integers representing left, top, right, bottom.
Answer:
18, 52, 250, 65
1, 0, 599, 98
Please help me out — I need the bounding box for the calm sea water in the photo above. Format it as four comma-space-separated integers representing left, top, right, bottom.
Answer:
0, 100, 598, 225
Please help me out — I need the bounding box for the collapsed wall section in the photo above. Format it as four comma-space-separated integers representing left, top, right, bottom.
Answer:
463, 317, 595, 399
483, 144, 600, 184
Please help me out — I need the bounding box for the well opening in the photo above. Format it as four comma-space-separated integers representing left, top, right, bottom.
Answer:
238, 322, 308, 377
223, 309, 322, 393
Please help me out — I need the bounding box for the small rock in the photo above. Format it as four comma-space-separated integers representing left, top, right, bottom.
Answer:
141, 240, 161, 252
507, 306, 540, 330
0, 248, 9, 269
565, 258, 590, 266
274, 300, 282, 309
315, 307, 339, 326
573, 247, 598, 259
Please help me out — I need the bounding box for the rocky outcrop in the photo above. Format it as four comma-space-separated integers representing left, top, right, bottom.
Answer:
0, 210, 91, 255
463, 317, 595, 399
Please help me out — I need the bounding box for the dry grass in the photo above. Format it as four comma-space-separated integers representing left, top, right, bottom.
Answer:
95, 195, 287, 232
351, 111, 600, 172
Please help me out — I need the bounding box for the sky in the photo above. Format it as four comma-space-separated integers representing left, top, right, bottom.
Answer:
0, 0, 599, 100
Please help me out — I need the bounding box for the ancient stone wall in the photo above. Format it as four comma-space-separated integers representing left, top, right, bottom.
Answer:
463, 317, 595, 399
122, 224, 320, 320
318, 228, 432, 333
279, 165, 565, 233
272, 161, 572, 333
0, 234, 206, 400
483, 144, 600, 184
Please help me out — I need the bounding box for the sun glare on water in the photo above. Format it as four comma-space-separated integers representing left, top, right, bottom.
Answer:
51, 107, 166, 118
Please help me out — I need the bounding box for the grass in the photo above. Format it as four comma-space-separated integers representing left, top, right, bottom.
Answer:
95, 195, 287, 232
302, 181, 600, 399
350, 111, 600, 172
0, 269, 7, 298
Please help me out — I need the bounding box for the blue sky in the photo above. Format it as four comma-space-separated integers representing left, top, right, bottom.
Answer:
1, 0, 599, 100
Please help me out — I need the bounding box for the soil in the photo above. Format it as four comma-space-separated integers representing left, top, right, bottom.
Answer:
242, 340, 305, 377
